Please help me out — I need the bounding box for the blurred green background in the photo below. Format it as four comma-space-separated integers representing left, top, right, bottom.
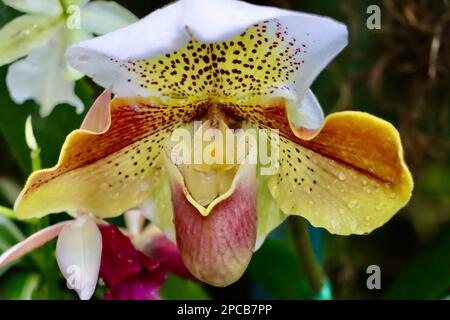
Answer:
0, 0, 449, 300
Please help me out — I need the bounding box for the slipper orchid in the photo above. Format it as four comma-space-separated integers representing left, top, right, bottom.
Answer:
0, 0, 137, 116
14, 0, 413, 287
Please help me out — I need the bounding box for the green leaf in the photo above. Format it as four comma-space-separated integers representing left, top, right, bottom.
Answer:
247, 238, 310, 299
0, 271, 40, 299
0, 205, 15, 219
0, 216, 24, 250
384, 224, 450, 299
0, 216, 25, 276
160, 274, 210, 300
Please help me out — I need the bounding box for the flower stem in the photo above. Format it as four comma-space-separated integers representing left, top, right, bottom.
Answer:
288, 216, 325, 295
0, 205, 15, 219
30, 148, 42, 172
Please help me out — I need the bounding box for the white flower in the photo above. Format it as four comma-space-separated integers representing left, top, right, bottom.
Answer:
0, 0, 137, 116
0, 215, 103, 300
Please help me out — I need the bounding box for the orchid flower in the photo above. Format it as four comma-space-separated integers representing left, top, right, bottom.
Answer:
99, 222, 193, 300
0, 214, 191, 300
0, 102, 191, 300
125, 210, 195, 281
13, 0, 413, 288
0, 214, 102, 300
0, 0, 137, 116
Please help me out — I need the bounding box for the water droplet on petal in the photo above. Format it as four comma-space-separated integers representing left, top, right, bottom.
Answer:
348, 199, 358, 209
350, 220, 358, 232
338, 172, 346, 181
375, 203, 383, 211
139, 181, 150, 192
111, 193, 120, 200
330, 219, 339, 229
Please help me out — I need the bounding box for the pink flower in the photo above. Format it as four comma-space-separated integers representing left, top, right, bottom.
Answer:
0, 219, 193, 300
99, 224, 167, 300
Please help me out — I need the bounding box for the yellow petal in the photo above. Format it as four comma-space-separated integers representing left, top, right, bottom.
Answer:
266, 110, 413, 235
139, 169, 176, 242
14, 96, 209, 219
255, 168, 286, 250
